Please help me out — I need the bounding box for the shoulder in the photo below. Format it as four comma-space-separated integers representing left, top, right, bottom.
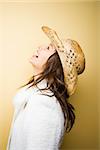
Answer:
29, 93, 57, 110
28, 94, 64, 122
27, 94, 64, 124
27, 94, 65, 138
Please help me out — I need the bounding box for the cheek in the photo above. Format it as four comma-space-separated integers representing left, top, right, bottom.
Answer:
38, 55, 48, 67
30, 55, 48, 70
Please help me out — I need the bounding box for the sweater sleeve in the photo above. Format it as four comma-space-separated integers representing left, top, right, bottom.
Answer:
23, 94, 63, 150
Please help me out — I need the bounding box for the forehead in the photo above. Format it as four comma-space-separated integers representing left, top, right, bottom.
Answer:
39, 43, 54, 48
37, 43, 56, 54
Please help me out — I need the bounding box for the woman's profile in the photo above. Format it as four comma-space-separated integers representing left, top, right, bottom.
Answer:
7, 26, 85, 150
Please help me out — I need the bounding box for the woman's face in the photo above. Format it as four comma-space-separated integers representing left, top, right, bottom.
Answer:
29, 43, 56, 73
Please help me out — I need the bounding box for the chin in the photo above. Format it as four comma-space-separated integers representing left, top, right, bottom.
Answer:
29, 61, 36, 68
29, 57, 33, 63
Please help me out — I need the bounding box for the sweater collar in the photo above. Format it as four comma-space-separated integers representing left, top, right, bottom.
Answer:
26, 78, 48, 93
31, 79, 53, 96
26, 79, 54, 96
36, 79, 47, 89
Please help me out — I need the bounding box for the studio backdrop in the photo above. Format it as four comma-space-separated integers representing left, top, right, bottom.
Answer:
0, 1, 99, 150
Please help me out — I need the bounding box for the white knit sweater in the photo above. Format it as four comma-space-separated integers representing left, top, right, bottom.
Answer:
7, 79, 65, 150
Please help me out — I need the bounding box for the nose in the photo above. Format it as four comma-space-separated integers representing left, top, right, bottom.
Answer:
33, 50, 38, 56
36, 46, 44, 54
37, 46, 43, 51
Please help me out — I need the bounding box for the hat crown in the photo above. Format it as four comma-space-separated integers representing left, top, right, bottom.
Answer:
62, 39, 85, 75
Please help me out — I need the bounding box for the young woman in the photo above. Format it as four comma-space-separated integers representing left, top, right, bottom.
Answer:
7, 26, 85, 150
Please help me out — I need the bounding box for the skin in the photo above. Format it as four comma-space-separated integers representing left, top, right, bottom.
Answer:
29, 43, 56, 80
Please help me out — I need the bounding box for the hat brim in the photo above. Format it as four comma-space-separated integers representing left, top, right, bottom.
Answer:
42, 26, 78, 96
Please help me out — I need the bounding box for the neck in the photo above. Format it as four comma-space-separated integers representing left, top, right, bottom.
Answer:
34, 74, 41, 81
33, 69, 43, 81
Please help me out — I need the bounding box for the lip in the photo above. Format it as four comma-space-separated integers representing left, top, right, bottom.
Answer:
32, 55, 36, 57
32, 55, 38, 58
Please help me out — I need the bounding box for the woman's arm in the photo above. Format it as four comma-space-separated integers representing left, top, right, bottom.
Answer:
23, 94, 61, 150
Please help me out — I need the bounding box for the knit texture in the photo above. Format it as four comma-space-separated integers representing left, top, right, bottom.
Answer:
7, 79, 65, 150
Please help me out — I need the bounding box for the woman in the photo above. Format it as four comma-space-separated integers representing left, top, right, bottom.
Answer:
7, 26, 85, 150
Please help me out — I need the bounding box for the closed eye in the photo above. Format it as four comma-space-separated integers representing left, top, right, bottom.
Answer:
47, 46, 49, 50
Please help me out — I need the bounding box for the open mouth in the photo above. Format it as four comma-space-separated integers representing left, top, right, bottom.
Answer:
32, 55, 38, 58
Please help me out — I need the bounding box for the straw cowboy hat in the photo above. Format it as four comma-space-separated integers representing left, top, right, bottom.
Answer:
42, 26, 85, 96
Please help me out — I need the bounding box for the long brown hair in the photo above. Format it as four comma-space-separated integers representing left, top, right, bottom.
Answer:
22, 51, 75, 132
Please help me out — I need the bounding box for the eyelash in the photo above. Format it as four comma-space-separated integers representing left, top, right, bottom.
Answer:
47, 46, 49, 50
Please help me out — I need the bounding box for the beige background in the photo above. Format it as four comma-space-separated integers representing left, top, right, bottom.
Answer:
0, 1, 99, 150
